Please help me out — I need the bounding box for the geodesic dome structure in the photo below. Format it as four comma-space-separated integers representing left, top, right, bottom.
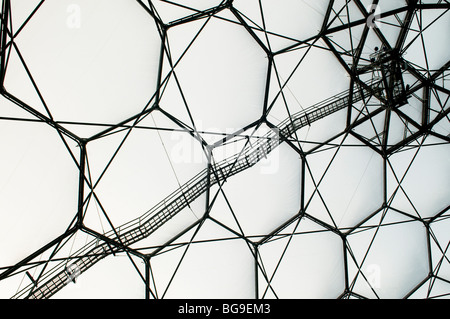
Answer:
0, 0, 449, 299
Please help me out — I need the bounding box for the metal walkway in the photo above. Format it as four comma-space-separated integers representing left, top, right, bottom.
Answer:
16, 79, 389, 299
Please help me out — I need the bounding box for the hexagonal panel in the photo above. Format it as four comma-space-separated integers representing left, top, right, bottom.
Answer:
9, 0, 161, 137
150, 220, 254, 298
304, 134, 383, 229
209, 140, 301, 239
258, 218, 344, 298
346, 210, 429, 298
0, 121, 78, 266
161, 13, 267, 138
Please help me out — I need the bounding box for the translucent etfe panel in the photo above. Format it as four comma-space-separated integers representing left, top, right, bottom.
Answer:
2, 233, 78, 299
407, 8, 450, 71
151, 0, 225, 24
347, 210, 429, 299
258, 218, 344, 298
9, 0, 43, 32
165, 14, 267, 134
402, 8, 450, 71
429, 215, 450, 281
11, 0, 161, 138
0, 121, 78, 268
149, 220, 254, 299
373, 11, 406, 48
209, 125, 257, 163
54, 253, 145, 299
209, 142, 301, 238
307, 135, 383, 229
348, 0, 407, 36
149, 1, 194, 25
352, 110, 387, 149
360, 0, 406, 12
387, 136, 450, 219
270, 40, 350, 113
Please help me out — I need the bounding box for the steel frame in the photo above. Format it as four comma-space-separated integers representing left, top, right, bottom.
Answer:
0, 0, 449, 299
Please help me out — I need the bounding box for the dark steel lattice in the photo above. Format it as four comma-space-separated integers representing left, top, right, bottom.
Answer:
0, 0, 449, 299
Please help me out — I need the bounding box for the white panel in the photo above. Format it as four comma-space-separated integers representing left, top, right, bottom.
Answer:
159, 221, 255, 298
257, 0, 328, 51
389, 136, 450, 218
259, 218, 344, 298
13, 0, 161, 137
167, 16, 267, 135
54, 254, 145, 299
0, 121, 78, 266
429, 215, 450, 280
347, 211, 429, 298
86, 125, 205, 229
210, 142, 301, 238
271, 41, 350, 111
